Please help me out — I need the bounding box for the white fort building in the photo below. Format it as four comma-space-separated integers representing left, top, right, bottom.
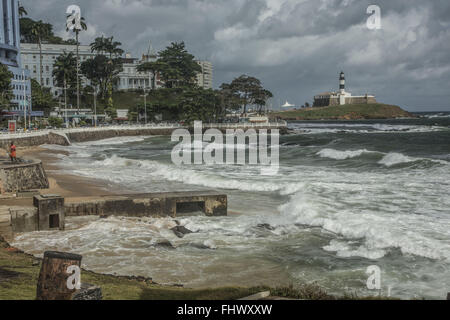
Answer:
313, 72, 377, 107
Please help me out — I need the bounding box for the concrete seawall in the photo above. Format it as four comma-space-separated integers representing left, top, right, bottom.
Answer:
0, 123, 288, 148
0, 132, 70, 148
0, 159, 49, 193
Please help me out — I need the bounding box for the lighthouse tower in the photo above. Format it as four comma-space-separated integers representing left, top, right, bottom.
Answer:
339, 71, 345, 94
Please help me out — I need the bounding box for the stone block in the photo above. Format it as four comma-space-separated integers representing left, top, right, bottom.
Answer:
34, 195, 65, 231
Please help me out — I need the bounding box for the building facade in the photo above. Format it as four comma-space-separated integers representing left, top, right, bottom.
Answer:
313, 72, 376, 107
21, 43, 96, 97
196, 60, 213, 89
1, 0, 32, 113
116, 53, 163, 91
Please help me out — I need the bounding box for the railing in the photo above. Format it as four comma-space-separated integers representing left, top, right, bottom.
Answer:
204, 121, 288, 129
0, 121, 287, 140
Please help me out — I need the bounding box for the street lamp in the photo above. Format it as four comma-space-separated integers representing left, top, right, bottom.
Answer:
140, 90, 148, 125
88, 86, 98, 127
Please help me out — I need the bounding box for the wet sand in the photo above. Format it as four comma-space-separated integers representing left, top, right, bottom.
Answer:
0, 146, 128, 207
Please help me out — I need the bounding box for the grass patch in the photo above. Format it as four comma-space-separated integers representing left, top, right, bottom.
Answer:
0, 237, 270, 300
270, 103, 414, 120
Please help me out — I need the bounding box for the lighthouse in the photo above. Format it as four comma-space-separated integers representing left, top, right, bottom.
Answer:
339, 71, 345, 94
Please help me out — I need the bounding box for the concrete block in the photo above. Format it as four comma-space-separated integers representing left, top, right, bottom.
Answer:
34, 195, 65, 231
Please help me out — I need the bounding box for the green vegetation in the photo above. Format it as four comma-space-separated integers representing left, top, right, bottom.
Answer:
270, 103, 414, 120
20, 16, 77, 45
47, 117, 64, 128
31, 79, 56, 114
224, 75, 273, 114
0, 63, 13, 110
81, 36, 124, 109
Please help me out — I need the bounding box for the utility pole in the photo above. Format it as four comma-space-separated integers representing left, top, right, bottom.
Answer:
64, 79, 68, 127
94, 88, 97, 127
140, 91, 148, 125
22, 71, 27, 131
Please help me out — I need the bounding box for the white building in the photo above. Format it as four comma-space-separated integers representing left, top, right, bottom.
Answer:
1, 0, 32, 114
196, 60, 213, 89
20, 43, 96, 96
116, 52, 163, 91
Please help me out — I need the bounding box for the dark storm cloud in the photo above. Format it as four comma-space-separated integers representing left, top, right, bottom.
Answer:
21, 0, 450, 110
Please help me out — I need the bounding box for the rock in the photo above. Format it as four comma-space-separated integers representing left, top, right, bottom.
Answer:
171, 226, 193, 238
155, 240, 176, 249
32, 259, 40, 266
72, 283, 103, 300
257, 223, 275, 231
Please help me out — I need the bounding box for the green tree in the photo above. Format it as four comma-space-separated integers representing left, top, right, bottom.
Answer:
157, 42, 201, 88
81, 55, 122, 101
48, 117, 64, 128
31, 20, 50, 85
0, 64, 13, 109
30, 79, 56, 115
228, 75, 272, 115
181, 88, 221, 123
218, 83, 242, 114
52, 52, 77, 101
89, 36, 124, 108
66, 14, 88, 111
137, 61, 165, 90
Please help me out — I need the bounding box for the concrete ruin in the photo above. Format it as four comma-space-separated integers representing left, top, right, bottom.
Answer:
65, 192, 227, 218
0, 192, 227, 241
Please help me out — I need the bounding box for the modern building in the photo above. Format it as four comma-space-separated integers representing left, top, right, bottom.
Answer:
196, 60, 213, 89
313, 72, 377, 107
1, 0, 32, 114
21, 43, 96, 96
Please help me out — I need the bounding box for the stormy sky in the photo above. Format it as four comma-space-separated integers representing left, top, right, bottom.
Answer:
22, 0, 450, 111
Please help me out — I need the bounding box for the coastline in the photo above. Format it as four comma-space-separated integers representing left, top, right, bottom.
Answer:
0, 145, 129, 208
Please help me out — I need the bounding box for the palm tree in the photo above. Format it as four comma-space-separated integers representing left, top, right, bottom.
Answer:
31, 21, 49, 86
90, 36, 123, 109
18, 3, 27, 17
53, 52, 77, 121
90, 36, 108, 55
66, 15, 87, 111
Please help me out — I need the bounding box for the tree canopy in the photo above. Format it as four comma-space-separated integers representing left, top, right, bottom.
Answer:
31, 79, 56, 114
224, 75, 273, 114
142, 42, 201, 89
0, 64, 13, 109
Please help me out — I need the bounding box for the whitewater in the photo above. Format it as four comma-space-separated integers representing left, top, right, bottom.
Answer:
12, 116, 450, 299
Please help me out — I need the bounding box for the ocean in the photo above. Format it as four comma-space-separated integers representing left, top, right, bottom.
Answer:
12, 112, 450, 299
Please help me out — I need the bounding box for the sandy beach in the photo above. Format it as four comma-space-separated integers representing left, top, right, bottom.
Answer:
1, 146, 126, 207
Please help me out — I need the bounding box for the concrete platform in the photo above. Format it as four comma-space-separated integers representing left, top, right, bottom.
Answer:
65, 191, 228, 218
